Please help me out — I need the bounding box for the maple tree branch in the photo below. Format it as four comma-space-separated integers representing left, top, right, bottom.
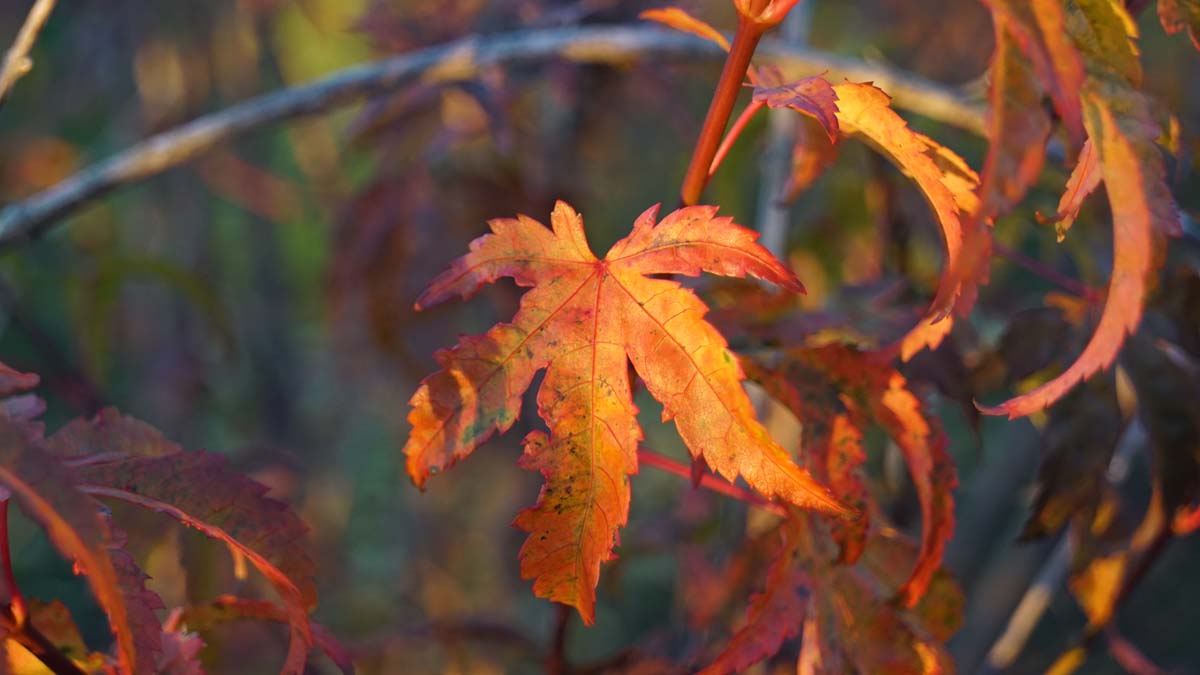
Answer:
0, 0, 56, 110
681, 18, 767, 205
0, 25, 982, 251
637, 449, 787, 516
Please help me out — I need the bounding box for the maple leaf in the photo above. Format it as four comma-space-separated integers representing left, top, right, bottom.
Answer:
744, 344, 957, 606
751, 66, 839, 142
829, 82, 980, 357
782, 117, 840, 201
404, 201, 850, 622
1159, 0, 1200, 49
639, 7, 730, 52
979, 0, 1086, 147
978, 14, 1053, 220
701, 522, 962, 674
44, 410, 317, 675
0, 418, 139, 674
697, 532, 808, 675
979, 2, 1182, 418
109, 529, 167, 675
1037, 139, 1101, 242
803, 529, 962, 674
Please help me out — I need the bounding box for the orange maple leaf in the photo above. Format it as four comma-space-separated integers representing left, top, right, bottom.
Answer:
980, 2, 1181, 418
830, 82, 980, 358
744, 344, 956, 607
405, 202, 851, 622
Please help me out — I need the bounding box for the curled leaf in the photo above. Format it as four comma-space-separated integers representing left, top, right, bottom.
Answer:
1038, 139, 1102, 242
48, 412, 317, 675
752, 67, 839, 141
980, 81, 1179, 417
832, 82, 980, 355
639, 7, 730, 52
0, 420, 137, 674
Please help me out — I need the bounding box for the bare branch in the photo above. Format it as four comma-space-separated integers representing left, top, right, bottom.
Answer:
0, 25, 983, 251
0, 0, 56, 109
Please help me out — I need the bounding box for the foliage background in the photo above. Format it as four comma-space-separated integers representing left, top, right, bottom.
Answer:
0, 0, 1197, 672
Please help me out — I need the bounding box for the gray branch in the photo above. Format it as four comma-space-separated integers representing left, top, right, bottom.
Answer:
0, 24, 984, 251
0, 0, 57, 107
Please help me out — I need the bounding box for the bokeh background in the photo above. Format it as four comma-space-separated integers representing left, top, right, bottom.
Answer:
0, 0, 1198, 673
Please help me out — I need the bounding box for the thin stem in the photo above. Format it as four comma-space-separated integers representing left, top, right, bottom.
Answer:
707, 99, 766, 179
680, 18, 766, 205
546, 604, 570, 675
0, 501, 85, 675
992, 241, 1101, 302
638, 449, 787, 516
0, 0, 56, 109
0, 499, 24, 618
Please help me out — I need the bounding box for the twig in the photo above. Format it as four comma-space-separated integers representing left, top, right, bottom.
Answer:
0, 25, 983, 251
992, 240, 1102, 302
638, 448, 788, 516
0, 0, 56, 109
546, 604, 571, 675
975, 420, 1148, 675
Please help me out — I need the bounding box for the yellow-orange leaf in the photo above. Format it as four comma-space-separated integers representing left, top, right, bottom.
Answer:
745, 345, 957, 606
1038, 139, 1101, 242
639, 7, 730, 52
405, 202, 849, 622
832, 82, 980, 356
981, 5, 1182, 417
979, 15, 1054, 219
981, 0, 1086, 146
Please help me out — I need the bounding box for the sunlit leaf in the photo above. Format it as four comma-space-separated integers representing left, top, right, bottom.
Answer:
406, 202, 850, 621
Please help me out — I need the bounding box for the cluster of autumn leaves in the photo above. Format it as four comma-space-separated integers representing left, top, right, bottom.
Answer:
402, 0, 1196, 671
1, 0, 1196, 672
0, 364, 350, 675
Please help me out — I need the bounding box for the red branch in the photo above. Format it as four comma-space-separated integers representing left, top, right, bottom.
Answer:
680, 18, 768, 205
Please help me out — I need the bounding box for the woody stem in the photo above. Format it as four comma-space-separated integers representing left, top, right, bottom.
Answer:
680, 18, 767, 205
